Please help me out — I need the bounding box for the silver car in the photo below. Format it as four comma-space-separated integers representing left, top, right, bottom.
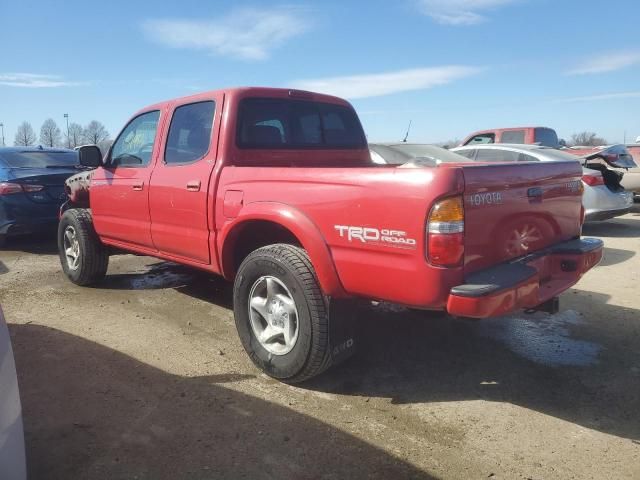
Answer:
452, 144, 634, 222
0, 306, 26, 480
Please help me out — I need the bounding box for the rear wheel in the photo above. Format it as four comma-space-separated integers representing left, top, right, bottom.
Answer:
58, 209, 109, 285
233, 244, 332, 383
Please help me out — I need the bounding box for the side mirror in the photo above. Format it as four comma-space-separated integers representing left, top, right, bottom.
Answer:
558, 139, 567, 147
76, 145, 103, 167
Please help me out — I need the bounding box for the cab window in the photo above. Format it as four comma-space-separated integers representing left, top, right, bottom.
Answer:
109, 110, 161, 167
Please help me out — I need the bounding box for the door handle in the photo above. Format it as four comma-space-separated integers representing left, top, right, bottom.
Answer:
186, 180, 201, 192
132, 181, 144, 191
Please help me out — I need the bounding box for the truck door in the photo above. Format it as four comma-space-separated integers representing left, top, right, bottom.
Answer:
148, 95, 221, 264
91, 110, 162, 248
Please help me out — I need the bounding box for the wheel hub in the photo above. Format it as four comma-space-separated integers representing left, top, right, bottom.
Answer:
63, 226, 80, 271
248, 276, 299, 355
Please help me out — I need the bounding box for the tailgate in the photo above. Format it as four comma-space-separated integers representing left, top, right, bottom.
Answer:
462, 161, 583, 274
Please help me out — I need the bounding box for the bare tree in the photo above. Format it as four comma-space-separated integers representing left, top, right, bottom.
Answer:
40, 118, 62, 147
65, 122, 84, 148
83, 120, 110, 145
13, 121, 37, 146
98, 138, 113, 154
569, 131, 608, 147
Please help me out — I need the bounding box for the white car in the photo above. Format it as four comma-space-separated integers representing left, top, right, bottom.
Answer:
0, 306, 26, 480
451, 144, 634, 222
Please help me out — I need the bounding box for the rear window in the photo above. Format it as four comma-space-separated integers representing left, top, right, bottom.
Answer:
476, 149, 521, 162
0, 150, 78, 168
501, 130, 525, 144
381, 144, 473, 164
237, 98, 366, 149
534, 128, 559, 148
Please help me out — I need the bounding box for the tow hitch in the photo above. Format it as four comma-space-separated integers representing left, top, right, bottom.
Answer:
525, 296, 560, 315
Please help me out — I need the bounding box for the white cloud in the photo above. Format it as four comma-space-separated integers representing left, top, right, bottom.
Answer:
290, 66, 483, 99
416, 0, 519, 25
143, 6, 310, 61
554, 91, 640, 103
566, 51, 640, 75
0, 73, 82, 88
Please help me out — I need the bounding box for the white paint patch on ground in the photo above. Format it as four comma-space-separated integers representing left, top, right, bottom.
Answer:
471, 310, 602, 367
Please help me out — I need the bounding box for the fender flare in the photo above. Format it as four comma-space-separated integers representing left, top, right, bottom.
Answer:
217, 202, 347, 298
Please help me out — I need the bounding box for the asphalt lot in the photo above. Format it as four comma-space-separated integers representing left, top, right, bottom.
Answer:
1, 209, 639, 480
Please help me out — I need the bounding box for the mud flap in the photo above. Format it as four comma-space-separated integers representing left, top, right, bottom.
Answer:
328, 299, 358, 366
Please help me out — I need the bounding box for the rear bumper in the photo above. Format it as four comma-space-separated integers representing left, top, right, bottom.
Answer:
584, 206, 632, 222
446, 237, 603, 318
0, 198, 60, 236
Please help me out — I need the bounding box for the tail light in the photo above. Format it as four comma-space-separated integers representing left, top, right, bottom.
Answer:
0, 182, 44, 195
427, 196, 464, 267
582, 174, 604, 187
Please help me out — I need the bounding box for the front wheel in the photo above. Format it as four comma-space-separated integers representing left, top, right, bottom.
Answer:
58, 209, 109, 285
233, 244, 332, 383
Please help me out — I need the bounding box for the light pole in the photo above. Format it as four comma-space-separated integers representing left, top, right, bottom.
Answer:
0, 123, 4, 147
63, 114, 70, 148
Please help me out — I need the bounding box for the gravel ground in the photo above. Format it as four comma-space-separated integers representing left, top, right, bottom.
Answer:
1, 210, 639, 480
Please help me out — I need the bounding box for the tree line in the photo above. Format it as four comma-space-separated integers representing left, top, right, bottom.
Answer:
13, 118, 112, 151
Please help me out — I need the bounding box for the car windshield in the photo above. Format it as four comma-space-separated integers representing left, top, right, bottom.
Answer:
372, 144, 472, 165
0, 150, 78, 168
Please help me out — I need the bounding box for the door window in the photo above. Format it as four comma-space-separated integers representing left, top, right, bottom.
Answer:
455, 149, 476, 160
109, 111, 161, 167
165, 101, 216, 165
466, 133, 495, 145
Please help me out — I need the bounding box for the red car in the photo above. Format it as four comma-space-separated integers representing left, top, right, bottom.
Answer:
59, 87, 602, 382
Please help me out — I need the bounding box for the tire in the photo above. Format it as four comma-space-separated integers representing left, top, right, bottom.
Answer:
58, 209, 109, 286
233, 244, 332, 383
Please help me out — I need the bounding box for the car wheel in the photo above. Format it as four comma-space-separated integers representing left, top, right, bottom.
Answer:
58, 209, 109, 286
233, 244, 332, 383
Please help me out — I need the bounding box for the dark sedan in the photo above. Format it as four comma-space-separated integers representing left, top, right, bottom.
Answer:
0, 146, 80, 247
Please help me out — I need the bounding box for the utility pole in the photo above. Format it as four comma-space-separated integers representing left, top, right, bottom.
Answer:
64, 114, 70, 148
0, 123, 4, 147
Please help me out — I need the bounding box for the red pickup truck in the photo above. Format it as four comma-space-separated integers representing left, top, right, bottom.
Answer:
59, 87, 603, 382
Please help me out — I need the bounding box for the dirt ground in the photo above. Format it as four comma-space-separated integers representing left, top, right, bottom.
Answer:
1, 210, 639, 480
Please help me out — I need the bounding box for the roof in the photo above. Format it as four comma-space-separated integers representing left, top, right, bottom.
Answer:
0, 146, 75, 154
138, 86, 353, 115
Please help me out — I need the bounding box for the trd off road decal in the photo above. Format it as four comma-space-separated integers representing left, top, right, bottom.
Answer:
334, 225, 417, 249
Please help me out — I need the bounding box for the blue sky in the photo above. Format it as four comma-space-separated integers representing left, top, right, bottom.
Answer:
1, 0, 640, 145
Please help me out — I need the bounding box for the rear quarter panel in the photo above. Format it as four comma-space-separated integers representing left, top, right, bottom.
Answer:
217, 166, 465, 307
